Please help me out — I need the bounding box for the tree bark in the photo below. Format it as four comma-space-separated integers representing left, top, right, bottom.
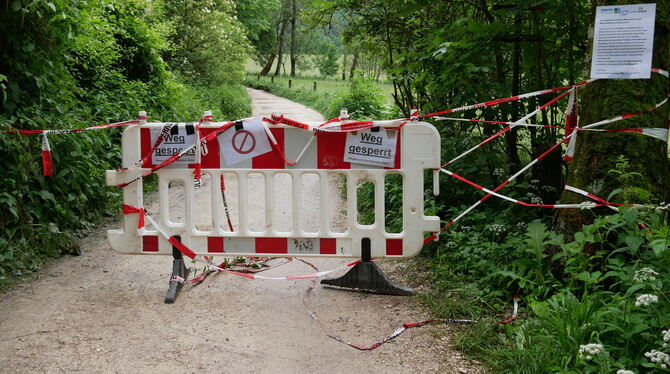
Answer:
259, 54, 276, 76
274, 0, 291, 77
289, 0, 297, 77
506, 12, 523, 173
554, 0, 670, 239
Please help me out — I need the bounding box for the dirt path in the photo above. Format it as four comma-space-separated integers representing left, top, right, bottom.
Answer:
0, 89, 482, 373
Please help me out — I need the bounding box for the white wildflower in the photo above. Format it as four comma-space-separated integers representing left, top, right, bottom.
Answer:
530, 179, 540, 184
616, 370, 635, 374
516, 222, 527, 231
578, 201, 597, 210
487, 224, 505, 234
460, 226, 471, 232
493, 168, 505, 177
635, 294, 659, 307
446, 241, 458, 249
633, 267, 659, 283
579, 343, 604, 361
662, 329, 670, 342
645, 350, 670, 366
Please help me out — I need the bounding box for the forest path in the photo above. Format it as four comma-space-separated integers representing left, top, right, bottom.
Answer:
0, 88, 482, 373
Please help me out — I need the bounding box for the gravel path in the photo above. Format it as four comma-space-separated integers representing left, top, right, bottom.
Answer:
0, 88, 483, 373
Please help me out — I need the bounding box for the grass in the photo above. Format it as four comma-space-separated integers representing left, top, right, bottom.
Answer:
245, 56, 396, 107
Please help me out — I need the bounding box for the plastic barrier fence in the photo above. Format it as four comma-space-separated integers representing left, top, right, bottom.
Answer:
106, 115, 441, 259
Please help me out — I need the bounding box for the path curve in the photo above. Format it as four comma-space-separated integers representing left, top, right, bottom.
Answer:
0, 88, 482, 373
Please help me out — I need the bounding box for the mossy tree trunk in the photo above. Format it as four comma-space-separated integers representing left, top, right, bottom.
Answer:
554, 0, 670, 239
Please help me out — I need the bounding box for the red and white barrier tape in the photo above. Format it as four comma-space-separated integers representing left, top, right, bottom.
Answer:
499, 295, 520, 324
121, 205, 362, 281
433, 116, 667, 140
424, 92, 669, 244
416, 68, 667, 120
440, 169, 619, 209
40, 134, 54, 177
443, 90, 572, 167
417, 80, 594, 119
2, 119, 142, 135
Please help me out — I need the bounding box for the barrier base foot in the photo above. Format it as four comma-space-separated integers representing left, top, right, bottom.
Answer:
321, 261, 415, 296
165, 236, 190, 304
321, 238, 414, 295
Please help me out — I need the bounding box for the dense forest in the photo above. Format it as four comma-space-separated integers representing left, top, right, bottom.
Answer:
1, 0, 669, 372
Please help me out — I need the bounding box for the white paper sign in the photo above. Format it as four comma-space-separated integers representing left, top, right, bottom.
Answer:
219, 118, 272, 166
590, 3, 655, 79
344, 129, 397, 167
150, 123, 197, 165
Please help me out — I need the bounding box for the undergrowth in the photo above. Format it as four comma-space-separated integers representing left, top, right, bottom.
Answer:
422, 206, 670, 373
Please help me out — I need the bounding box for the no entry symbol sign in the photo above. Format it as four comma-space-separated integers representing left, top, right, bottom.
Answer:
232, 130, 256, 154
219, 118, 272, 165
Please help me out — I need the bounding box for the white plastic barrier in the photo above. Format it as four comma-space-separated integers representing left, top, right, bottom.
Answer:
106, 113, 441, 259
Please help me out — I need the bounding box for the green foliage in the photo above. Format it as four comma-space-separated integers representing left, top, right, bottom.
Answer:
326, 76, 388, 120
608, 155, 652, 203
425, 206, 670, 373
0, 0, 250, 287
316, 44, 339, 78
163, 0, 249, 86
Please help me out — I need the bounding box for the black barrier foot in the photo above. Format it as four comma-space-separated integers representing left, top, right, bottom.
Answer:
320, 238, 416, 296
165, 237, 191, 304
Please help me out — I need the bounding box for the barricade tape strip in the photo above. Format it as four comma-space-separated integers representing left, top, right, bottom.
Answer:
443, 90, 572, 167
415, 68, 667, 119
417, 80, 594, 119
120, 206, 363, 281
2, 119, 142, 135
40, 134, 53, 177
440, 169, 620, 209
564, 185, 622, 212
424, 93, 669, 244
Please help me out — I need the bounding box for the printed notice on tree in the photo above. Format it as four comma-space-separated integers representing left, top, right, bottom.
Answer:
590, 3, 655, 79
344, 129, 397, 167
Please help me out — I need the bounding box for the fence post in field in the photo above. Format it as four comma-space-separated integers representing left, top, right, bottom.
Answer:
289, 79, 292, 88
313, 81, 317, 91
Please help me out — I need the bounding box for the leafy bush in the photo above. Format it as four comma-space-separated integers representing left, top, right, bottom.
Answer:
326, 76, 389, 119
316, 45, 339, 78
0, 0, 250, 287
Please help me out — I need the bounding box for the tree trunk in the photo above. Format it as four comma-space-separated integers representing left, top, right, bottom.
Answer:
349, 52, 359, 79
554, 0, 670, 239
341, 52, 347, 80
259, 54, 276, 76
274, 0, 290, 77
506, 12, 523, 173
289, 0, 297, 77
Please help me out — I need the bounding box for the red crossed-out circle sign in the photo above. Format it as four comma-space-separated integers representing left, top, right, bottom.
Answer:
231, 130, 256, 154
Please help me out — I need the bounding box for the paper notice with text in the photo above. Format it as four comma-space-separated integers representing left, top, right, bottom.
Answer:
590, 3, 655, 79
344, 129, 397, 167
